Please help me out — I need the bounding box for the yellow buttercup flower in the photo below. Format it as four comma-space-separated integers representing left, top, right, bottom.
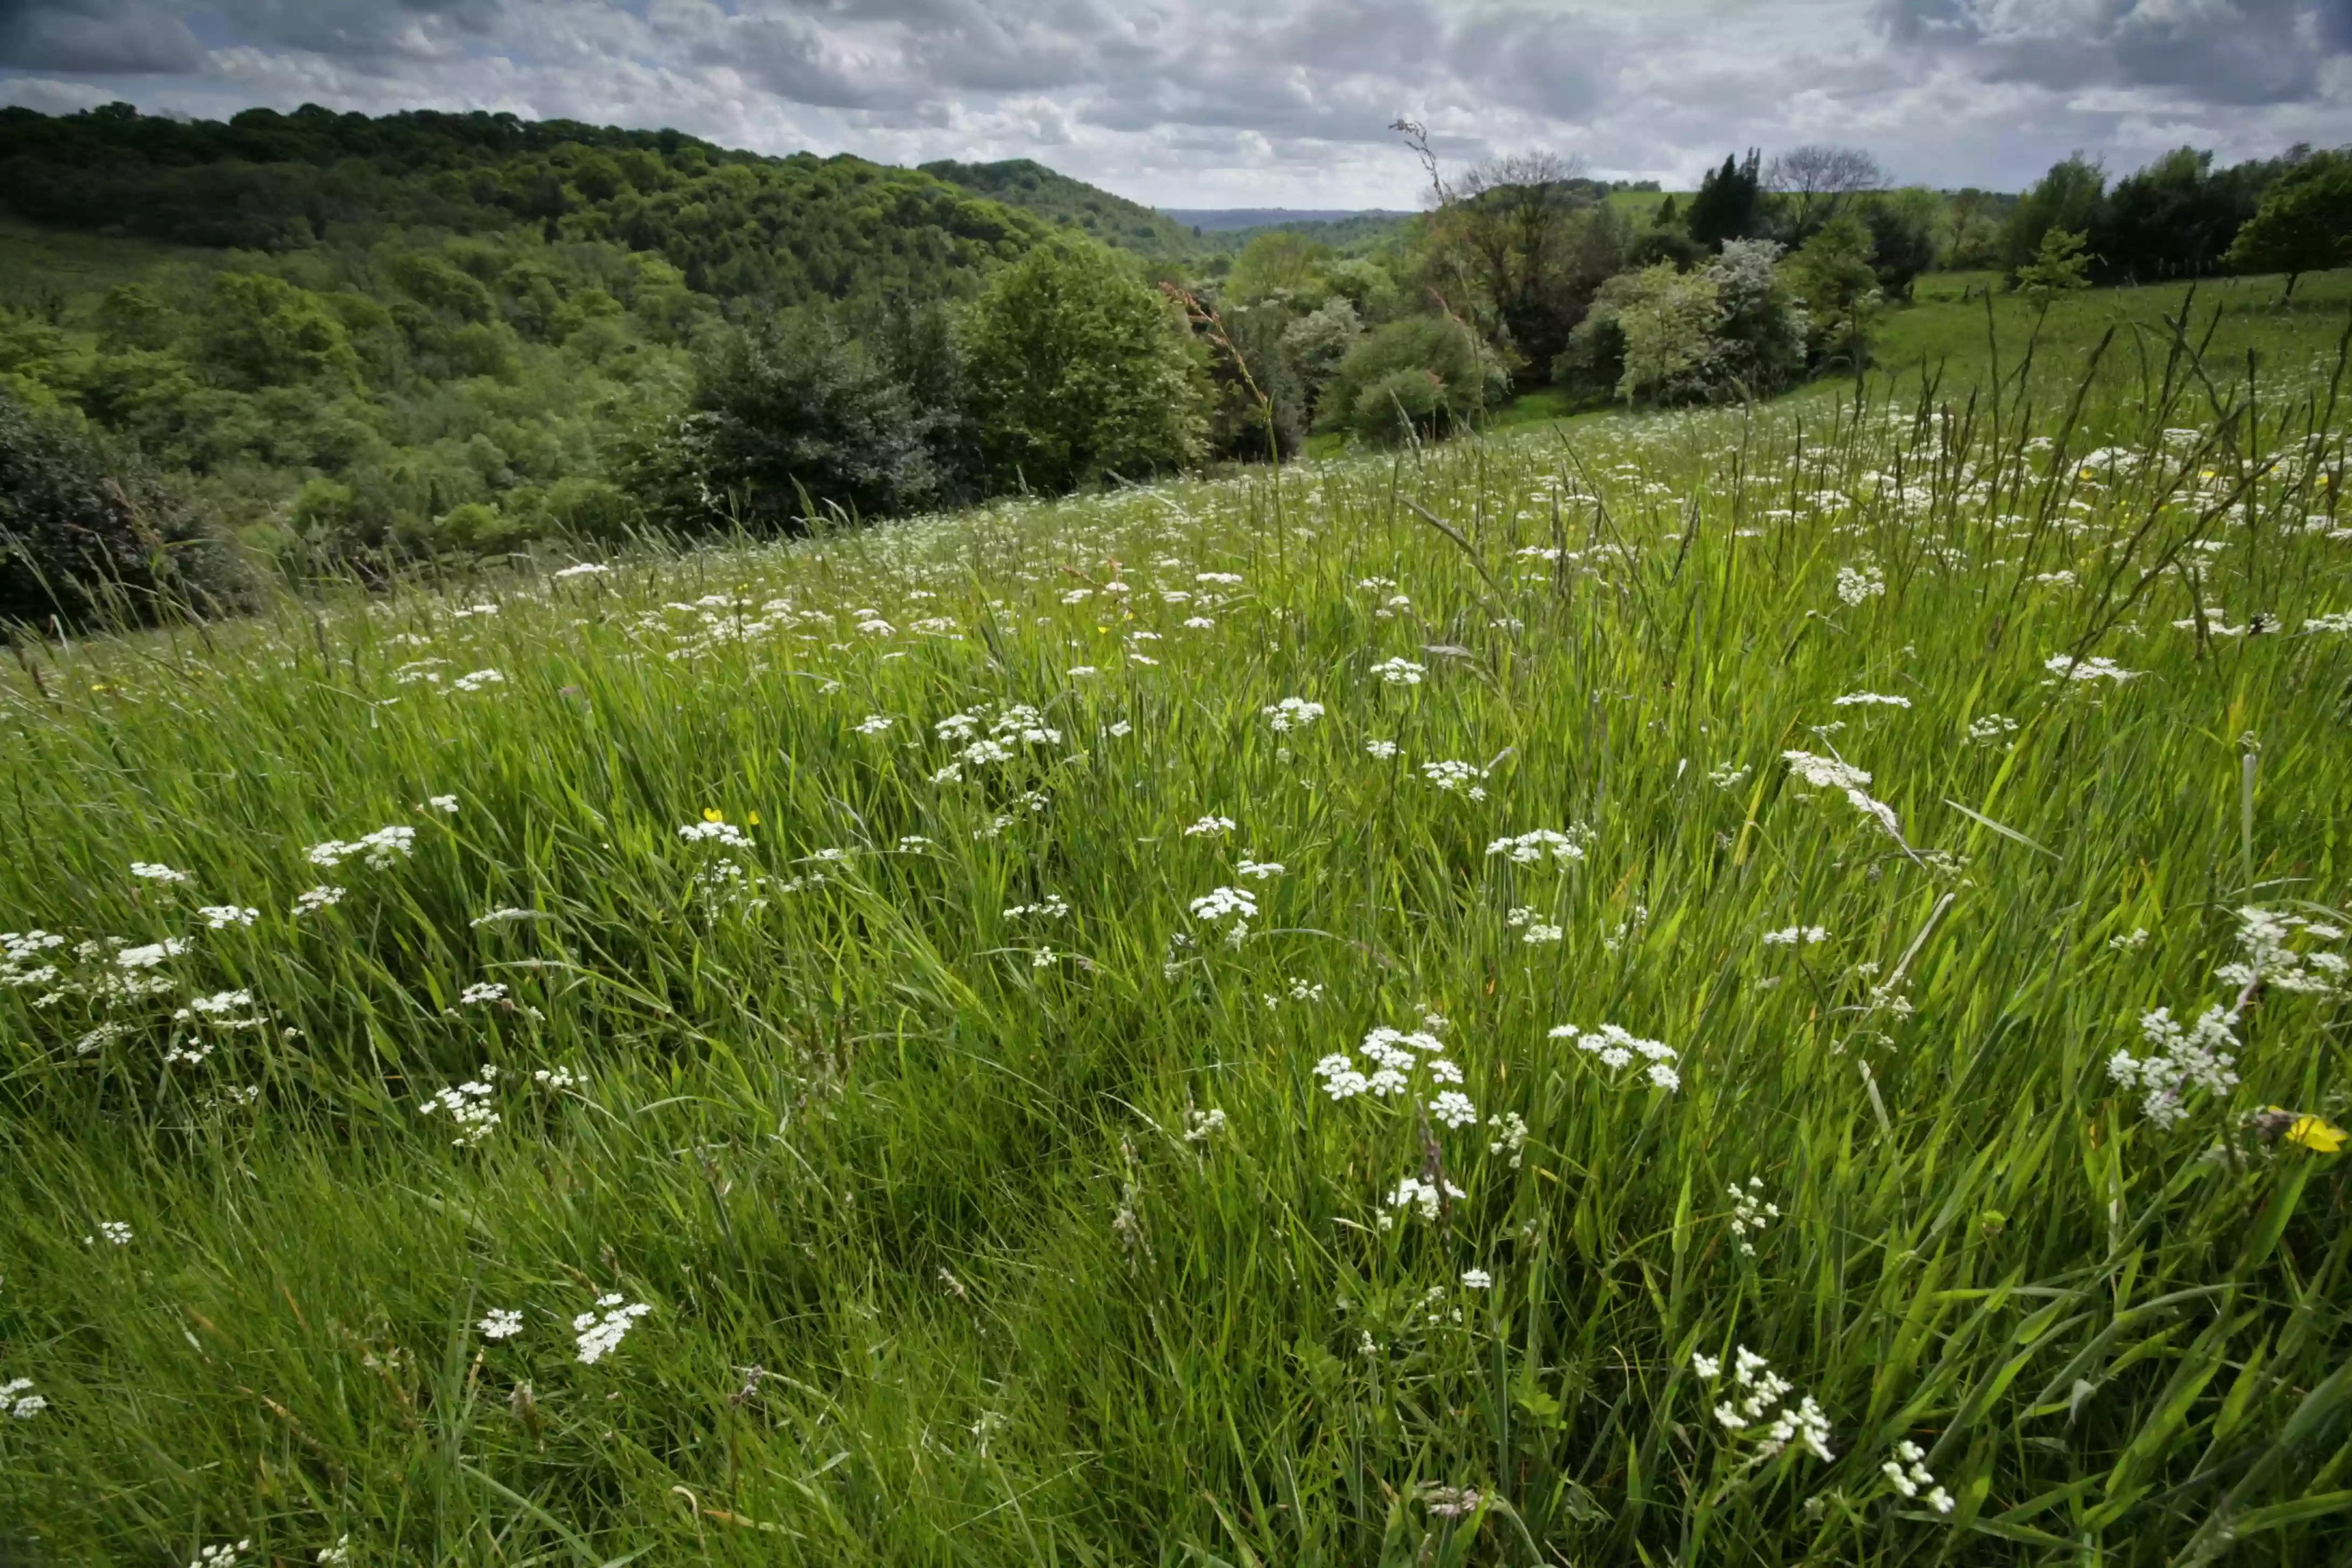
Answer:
747, 810, 761, 826
702, 807, 724, 823
2286, 1115, 2346, 1154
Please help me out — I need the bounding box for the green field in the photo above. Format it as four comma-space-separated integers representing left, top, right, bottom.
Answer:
2, 296, 2349, 1565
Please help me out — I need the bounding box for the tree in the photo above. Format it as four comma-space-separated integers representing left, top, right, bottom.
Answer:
2003, 156, 2105, 279
1765, 144, 1884, 239
1783, 215, 1880, 369
1687, 150, 1764, 251
2090, 146, 2264, 283
2015, 228, 2094, 299
192, 273, 362, 391
2225, 149, 2352, 298
1944, 188, 2006, 270
1280, 296, 1362, 415
958, 241, 1207, 493
1858, 188, 1942, 299
1224, 231, 1331, 303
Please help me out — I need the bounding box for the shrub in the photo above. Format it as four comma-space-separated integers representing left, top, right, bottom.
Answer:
629, 311, 946, 533
0, 389, 248, 631
1315, 316, 1499, 445
1561, 241, 1808, 406
958, 241, 1207, 492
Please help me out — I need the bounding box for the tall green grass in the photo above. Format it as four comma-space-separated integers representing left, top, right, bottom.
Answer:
2, 304, 2348, 1565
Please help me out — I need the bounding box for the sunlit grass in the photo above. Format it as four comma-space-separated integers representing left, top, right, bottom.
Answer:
2, 310, 2348, 1565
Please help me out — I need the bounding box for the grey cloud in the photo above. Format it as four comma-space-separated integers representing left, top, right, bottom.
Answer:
1881, 0, 2352, 106
0, 0, 205, 72
3, 0, 2346, 204
1446, 9, 1615, 122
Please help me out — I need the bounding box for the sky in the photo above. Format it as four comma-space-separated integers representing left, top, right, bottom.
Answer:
2, 1, 2350, 207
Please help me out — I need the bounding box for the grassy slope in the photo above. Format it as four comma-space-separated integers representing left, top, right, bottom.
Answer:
919, 157, 1206, 258
1, 291, 2349, 1565
0, 222, 239, 316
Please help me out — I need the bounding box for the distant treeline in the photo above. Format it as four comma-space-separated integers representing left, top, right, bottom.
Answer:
0, 102, 1047, 302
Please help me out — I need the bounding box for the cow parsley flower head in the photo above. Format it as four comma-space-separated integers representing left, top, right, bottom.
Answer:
292, 885, 345, 915
1881, 1439, 1953, 1511
1692, 1346, 1834, 1462
116, 939, 187, 970
419, 1067, 502, 1146
1967, 713, 2019, 746
1728, 1177, 1781, 1256
1429, 1089, 1479, 1128
2108, 1005, 2239, 1127
1421, 760, 1488, 799
677, 820, 752, 848
198, 905, 259, 929
1836, 564, 1886, 605
1365, 738, 1399, 760
307, 825, 417, 870
1262, 697, 1325, 732
1184, 1107, 1227, 1143
1486, 827, 1594, 865
1781, 751, 1871, 791
1385, 1173, 1464, 1221
1762, 925, 1829, 947
130, 862, 192, 885
1370, 657, 1425, 686
1832, 691, 1910, 708
1184, 814, 1237, 838
1460, 1268, 1492, 1289
2, 1378, 44, 1419
425, 795, 459, 814
1188, 885, 1256, 946
479, 1308, 524, 1341
572, 1295, 652, 1363
1552, 1023, 1679, 1090
2046, 653, 2139, 683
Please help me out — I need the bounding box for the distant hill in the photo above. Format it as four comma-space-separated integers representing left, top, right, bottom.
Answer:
919, 157, 1202, 258
0, 103, 1055, 305
914, 165, 1416, 260
1163, 208, 1412, 231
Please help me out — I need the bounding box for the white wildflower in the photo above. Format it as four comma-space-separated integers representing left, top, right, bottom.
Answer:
478, 1308, 524, 1341
571, 1294, 652, 1364
1486, 827, 1593, 865
1262, 697, 1325, 732
1429, 1089, 1479, 1129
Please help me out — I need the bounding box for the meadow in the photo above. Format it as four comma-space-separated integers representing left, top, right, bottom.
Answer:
2, 290, 2349, 1566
